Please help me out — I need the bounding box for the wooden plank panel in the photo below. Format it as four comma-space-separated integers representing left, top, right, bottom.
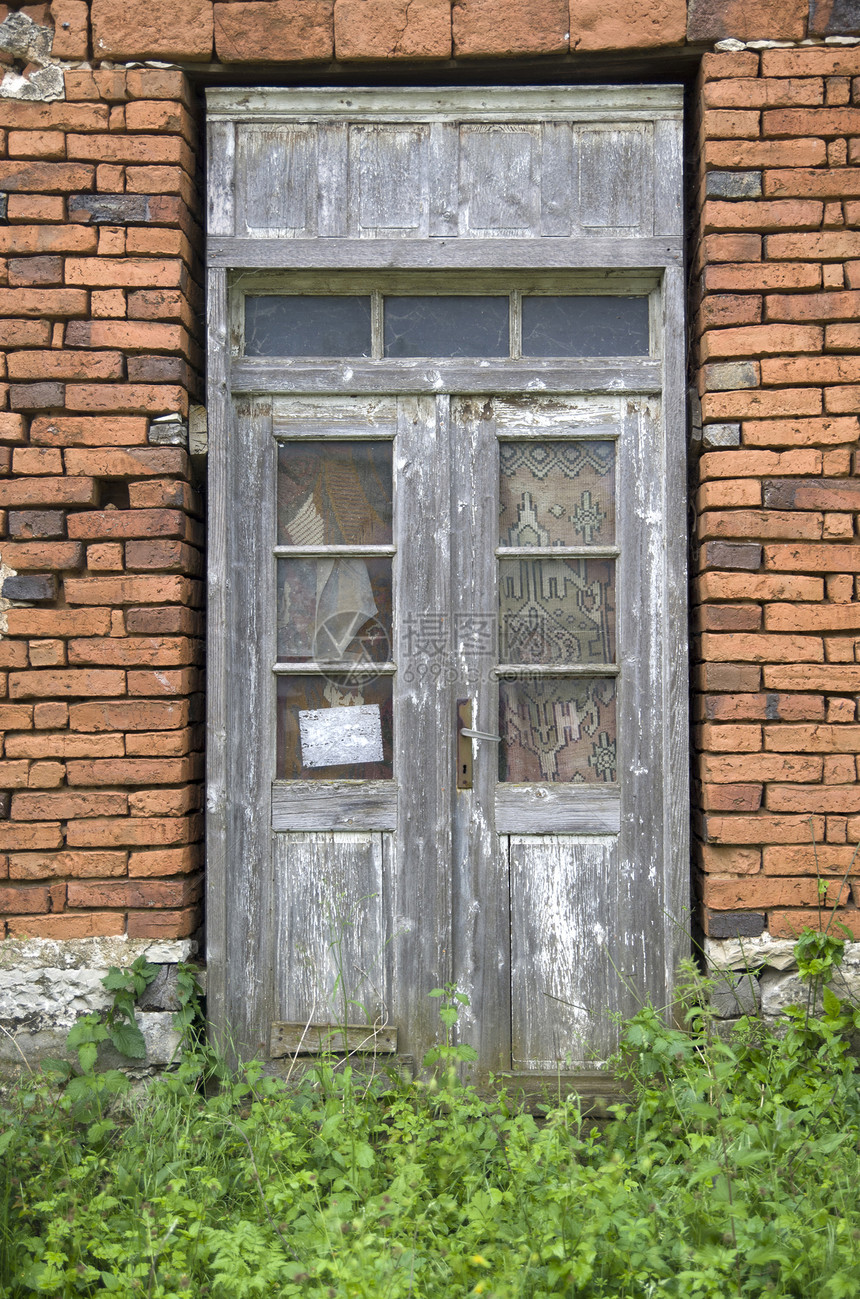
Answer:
236, 124, 317, 237
272, 394, 397, 436
270, 1022, 398, 1057
540, 122, 575, 237
317, 123, 349, 238
496, 787, 620, 834
351, 125, 429, 238
579, 126, 649, 234
391, 395, 453, 1063
207, 236, 683, 269
510, 835, 620, 1068
450, 396, 510, 1075
273, 831, 389, 1029
217, 395, 277, 1060
460, 125, 540, 236
654, 118, 684, 238
428, 121, 459, 236
272, 782, 397, 831
207, 121, 235, 237
232, 359, 663, 397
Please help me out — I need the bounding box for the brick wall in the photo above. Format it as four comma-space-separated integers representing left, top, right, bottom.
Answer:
2, 1, 860, 961
0, 62, 205, 943
693, 46, 860, 944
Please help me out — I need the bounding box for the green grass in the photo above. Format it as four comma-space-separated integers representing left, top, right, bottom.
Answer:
3, 958, 860, 1298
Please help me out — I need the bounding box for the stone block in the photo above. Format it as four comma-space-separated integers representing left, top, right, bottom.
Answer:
335, 0, 451, 59
91, 0, 214, 61
687, 0, 807, 42
97, 1011, 182, 1068
214, 1, 333, 62
2, 573, 57, 602
703, 360, 760, 392
69, 195, 152, 225
700, 541, 763, 571
706, 171, 763, 199
709, 969, 761, 1018
702, 422, 742, 450
809, 0, 860, 37
571, 0, 685, 51
452, 0, 568, 57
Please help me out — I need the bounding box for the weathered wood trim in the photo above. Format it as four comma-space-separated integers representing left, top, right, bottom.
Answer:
272, 782, 398, 831
207, 120, 235, 238
269, 1022, 398, 1057
209, 236, 683, 271
207, 85, 684, 121
496, 789, 621, 834
231, 358, 663, 397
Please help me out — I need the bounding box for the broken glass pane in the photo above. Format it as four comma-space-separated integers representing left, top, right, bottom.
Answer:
277, 441, 393, 546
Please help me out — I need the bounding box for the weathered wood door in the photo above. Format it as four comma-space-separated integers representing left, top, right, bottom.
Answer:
206, 88, 688, 1082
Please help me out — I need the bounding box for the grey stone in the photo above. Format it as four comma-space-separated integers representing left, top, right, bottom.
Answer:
709, 970, 761, 1018
138, 964, 184, 1012
0, 66, 64, 103
761, 965, 860, 1016
0, 12, 53, 65
810, 0, 860, 38
702, 422, 741, 450
9, 510, 67, 540
703, 360, 759, 392
69, 195, 152, 225
9, 381, 65, 411
707, 911, 766, 938
705, 935, 798, 971
706, 171, 762, 199
0, 195, 7, 224
2, 574, 57, 603
98, 1012, 182, 1070
148, 419, 188, 448
0, 793, 9, 819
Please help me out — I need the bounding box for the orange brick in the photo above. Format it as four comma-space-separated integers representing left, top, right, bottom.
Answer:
6, 195, 65, 223
704, 876, 833, 908
698, 723, 762, 752
705, 140, 827, 169
766, 605, 860, 632
67, 875, 201, 909
65, 384, 189, 417
8, 670, 126, 700
0, 540, 83, 570
702, 389, 823, 422
69, 699, 188, 731
765, 543, 860, 573
7, 350, 123, 381
704, 813, 825, 843
10, 790, 126, 820
126, 904, 200, 938
8, 850, 126, 880
127, 668, 200, 696
127, 844, 200, 877
5, 609, 111, 637
65, 814, 202, 848
66, 756, 195, 786
742, 417, 856, 447
5, 913, 125, 938
704, 263, 821, 292
701, 324, 823, 360
696, 572, 824, 601
697, 509, 822, 540
699, 633, 823, 663
769, 909, 860, 939
768, 785, 860, 813
763, 844, 860, 873
0, 822, 63, 851
701, 754, 822, 782
129, 786, 201, 816
764, 107, 860, 137
0, 477, 97, 508
704, 200, 823, 233
763, 666, 860, 690
702, 784, 763, 812
67, 637, 193, 667
700, 109, 761, 139
63, 574, 200, 606
697, 844, 761, 874
764, 723, 860, 751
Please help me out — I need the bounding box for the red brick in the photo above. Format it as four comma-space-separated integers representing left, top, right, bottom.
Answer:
69, 698, 188, 732
699, 633, 823, 664
766, 605, 860, 632
65, 257, 186, 289
697, 844, 761, 874
768, 786, 860, 813
701, 52, 760, 78
11, 447, 62, 475
7, 130, 66, 160
702, 390, 823, 422
768, 232, 860, 261
763, 844, 860, 873
51, 0, 90, 60
700, 324, 823, 360
697, 509, 822, 540
64, 447, 189, 479
700, 110, 761, 140
6, 732, 123, 759
65, 321, 190, 354
64, 575, 200, 606
701, 754, 822, 782
5, 913, 125, 938
67, 636, 193, 667
761, 49, 860, 77
696, 572, 824, 601
0, 477, 96, 509
703, 201, 823, 233
0, 883, 49, 913
126, 904, 200, 938
698, 234, 762, 269
742, 417, 857, 447
764, 666, 860, 690
705, 140, 828, 169
769, 909, 860, 939
703, 263, 822, 292
0, 823, 62, 851
10, 791, 126, 821
30, 416, 149, 448
703, 78, 823, 109
764, 168, 860, 198
704, 814, 826, 843
698, 723, 762, 751
7, 351, 123, 382
0, 161, 94, 192
765, 543, 860, 573
334, 0, 451, 59
0, 289, 88, 318
65, 385, 189, 417
65, 814, 201, 848
450, 0, 567, 55
6, 196, 65, 224
127, 844, 199, 877
8, 670, 126, 700
0, 320, 50, 347
123, 100, 196, 140
764, 723, 860, 751
703, 876, 833, 909
9, 850, 127, 880
0, 541, 83, 570
7, 255, 64, 286
67, 875, 201, 909
127, 668, 200, 697
126, 606, 203, 635
91, 0, 213, 61
571, 0, 685, 50
764, 107, 860, 138
703, 784, 763, 811
5, 609, 111, 638
698, 295, 762, 331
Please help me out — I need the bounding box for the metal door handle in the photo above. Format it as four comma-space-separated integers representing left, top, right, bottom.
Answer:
460, 728, 501, 742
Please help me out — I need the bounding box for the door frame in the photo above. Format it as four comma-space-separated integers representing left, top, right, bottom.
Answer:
204, 86, 689, 1074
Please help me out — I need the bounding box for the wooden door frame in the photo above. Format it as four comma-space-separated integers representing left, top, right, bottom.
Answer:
204, 86, 689, 1070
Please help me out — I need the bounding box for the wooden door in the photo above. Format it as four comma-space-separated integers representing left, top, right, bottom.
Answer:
205, 87, 688, 1084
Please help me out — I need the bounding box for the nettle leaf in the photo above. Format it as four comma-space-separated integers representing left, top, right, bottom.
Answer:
68, 1018, 107, 1049
77, 1042, 98, 1074
822, 986, 841, 1017
108, 1019, 147, 1060
102, 967, 130, 993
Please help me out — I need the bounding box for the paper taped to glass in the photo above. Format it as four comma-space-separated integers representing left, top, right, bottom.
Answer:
298, 703, 383, 768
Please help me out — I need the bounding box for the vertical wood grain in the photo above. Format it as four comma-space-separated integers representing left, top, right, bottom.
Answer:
207, 119, 235, 238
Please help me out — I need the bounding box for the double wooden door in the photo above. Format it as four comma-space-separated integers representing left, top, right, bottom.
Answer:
212, 379, 683, 1081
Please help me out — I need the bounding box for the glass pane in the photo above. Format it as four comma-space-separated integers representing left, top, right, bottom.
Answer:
384, 295, 509, 358
277, 557, 392, 662
277, 674, 393, 780
499, 441, 615, 546
278, 442, 393, 546
499, 678, 617, 784
522, 296, 649, 357
245, 295, 372, 356
499, 558, 615, 665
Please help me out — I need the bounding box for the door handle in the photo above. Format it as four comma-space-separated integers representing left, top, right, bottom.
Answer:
460, 729, 501, 742
457, 701, 501, 790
